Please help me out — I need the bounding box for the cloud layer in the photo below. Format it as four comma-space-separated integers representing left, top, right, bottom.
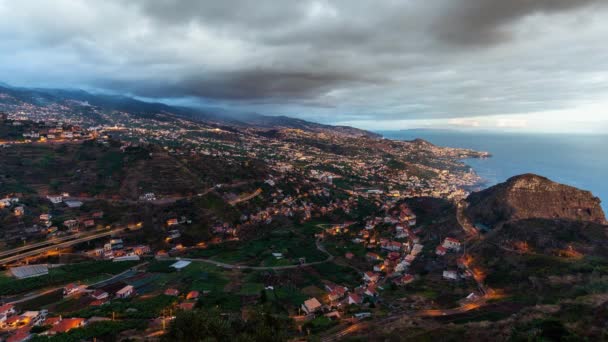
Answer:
1, 0, 607, 129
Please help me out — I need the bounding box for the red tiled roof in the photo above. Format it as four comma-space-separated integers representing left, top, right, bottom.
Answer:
49, 318, 85, 334
7, 327, 31, 342
44, 317, 62, 326
186, 291, 199, 299
164, 288, 180, 296
0, 303, 14, 313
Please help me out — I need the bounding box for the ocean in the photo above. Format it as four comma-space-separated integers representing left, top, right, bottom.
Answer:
380, 130, 608, 213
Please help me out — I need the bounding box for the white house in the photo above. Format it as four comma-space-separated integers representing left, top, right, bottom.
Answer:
116, 285, 135, 299
443, 270, 458, 280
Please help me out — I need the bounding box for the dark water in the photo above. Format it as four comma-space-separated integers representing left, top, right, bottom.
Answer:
380, 130, 608, 213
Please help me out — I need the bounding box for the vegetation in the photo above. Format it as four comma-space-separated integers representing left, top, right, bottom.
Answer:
163, 307, 292, 342
31, 320, 147, 342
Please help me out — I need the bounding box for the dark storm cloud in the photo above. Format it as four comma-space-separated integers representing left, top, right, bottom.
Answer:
101, 69, 383, 102
433, 0, 607, 45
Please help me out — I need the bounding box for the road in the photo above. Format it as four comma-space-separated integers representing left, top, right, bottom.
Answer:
228, 188, 262, 206
0, 228, 128, 265
456, 201, 479, 238
0, 234, 86, 258
3, 262, 148, 305
168, 239, 333, 271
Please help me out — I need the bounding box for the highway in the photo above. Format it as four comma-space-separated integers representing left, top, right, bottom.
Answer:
0, 228, 127, 265
0, 234, 89, 258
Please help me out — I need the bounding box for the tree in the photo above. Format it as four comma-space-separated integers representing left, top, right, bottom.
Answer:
163, 307, 291, 342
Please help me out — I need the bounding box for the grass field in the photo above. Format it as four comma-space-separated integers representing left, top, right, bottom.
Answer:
186, 223, 326, 266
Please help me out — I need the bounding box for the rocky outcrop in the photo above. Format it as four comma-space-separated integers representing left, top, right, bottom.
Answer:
466, 174, 606, 226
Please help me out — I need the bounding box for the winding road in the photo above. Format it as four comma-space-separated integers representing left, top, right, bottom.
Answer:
166, 239, 333, 271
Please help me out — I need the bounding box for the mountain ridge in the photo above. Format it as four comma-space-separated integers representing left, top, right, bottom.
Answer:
0, 82, 379, 137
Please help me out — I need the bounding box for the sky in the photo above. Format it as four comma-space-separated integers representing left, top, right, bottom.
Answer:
1, 0, 608, 133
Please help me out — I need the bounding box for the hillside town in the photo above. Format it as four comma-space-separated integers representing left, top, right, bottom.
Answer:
0, 103, 494, 341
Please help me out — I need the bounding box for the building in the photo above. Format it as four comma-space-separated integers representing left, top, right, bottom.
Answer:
48, 318, 86, 335
0, 303, 16, 317
164, 288, 180, 296
63, 283, 82, 297
301, 297, 322, 314
363, 272, 380, 283
13, 206, 25, 216
395, 274, 414, 285
346, 293, 363, 305
442, 237, 461, 251
443, 270, 458, 280
90, 290, 109, 300
116, 285, 135, 299
186, 291, 200, 300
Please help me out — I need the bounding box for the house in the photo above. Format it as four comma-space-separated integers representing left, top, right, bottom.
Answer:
92, 211, 104, 219
63, 283, 82, 297
344, 252, 354, 260
131, 245, 151, 255
435, 246, 447, 256
47, 195, 63, 204
0, 303, 16, 317
89, 299, 108, 306
63, 220, 78, 229
166, 218, 179, 226
364, 285, 378, 297
90, 289, 108, 300
6, 327, 31, 342
395, 274, 414, 285
363, 272, 380, 283
442, 237, 461, 251
22, 311, 46, 326
64, 200, 83, 208
40, 214, 52, 221
411, 243, 423, 255
404, 254, 416, 265
4, 315, 23, 329
327, 286, 347, 302
48, 318, 86, 335
14, 206, 25, 216
301, 297, 322, 314
83, 219, 95, 228
443, 270, 458, 280
382, 241, 402, 252
346, 293, 363, 305
387, 252, 401, 261
43, 316, 62, 327
365, 252, 382, 261
164, 288, 180, 296
186, 291, 200, 300
116, 285, 135, 298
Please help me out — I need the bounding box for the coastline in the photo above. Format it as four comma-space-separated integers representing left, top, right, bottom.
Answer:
380, 130, 608, 213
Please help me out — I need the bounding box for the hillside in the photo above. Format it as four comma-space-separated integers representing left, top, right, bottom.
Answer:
466, 174, 606, 226
0, 83, 377, 137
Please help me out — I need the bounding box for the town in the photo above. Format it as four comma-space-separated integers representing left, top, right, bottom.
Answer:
1, 101, 495, 341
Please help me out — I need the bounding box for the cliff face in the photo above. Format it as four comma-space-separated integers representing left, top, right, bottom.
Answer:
466, 174, 606, 226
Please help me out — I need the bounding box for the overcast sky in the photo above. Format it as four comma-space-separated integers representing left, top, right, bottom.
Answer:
1, 0, 608, 132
